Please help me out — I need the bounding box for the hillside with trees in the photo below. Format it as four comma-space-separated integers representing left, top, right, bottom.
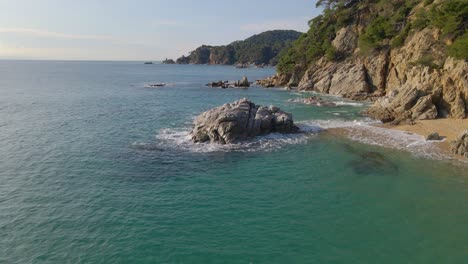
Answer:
175, 30, 302, 66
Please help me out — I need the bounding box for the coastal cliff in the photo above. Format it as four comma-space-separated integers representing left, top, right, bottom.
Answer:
259, 0, 467, 124
175, 30, 302, 66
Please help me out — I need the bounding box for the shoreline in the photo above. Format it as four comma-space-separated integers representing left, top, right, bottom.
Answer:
320, 118, 467, 163
379, 119, 468, 162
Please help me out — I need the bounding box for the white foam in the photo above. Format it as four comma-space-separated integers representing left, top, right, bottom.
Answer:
334, 101, 364, 107
137, 117, 454, 160
151, 127, 319, 153
302, 119, 452, 160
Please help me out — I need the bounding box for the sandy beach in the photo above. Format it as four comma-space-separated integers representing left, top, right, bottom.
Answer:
383, 119, 468, 160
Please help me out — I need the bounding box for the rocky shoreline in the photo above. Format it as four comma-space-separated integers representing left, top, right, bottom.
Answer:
253, 23, 467, 158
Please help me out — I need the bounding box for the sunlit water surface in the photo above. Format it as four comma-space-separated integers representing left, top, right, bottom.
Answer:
1, 61, 467, 263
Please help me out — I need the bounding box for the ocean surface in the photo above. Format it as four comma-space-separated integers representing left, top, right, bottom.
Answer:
1, 60, 468, 263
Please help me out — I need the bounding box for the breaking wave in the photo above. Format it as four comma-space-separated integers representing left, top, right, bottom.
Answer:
132, 125, 321, 153
133, 117, 455, 161
300, 119, 453, 160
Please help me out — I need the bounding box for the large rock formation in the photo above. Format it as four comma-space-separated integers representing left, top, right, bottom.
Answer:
366, 86, 438, 124
191, 99, 299, 144
451, 131, 468, 158
258, 1, 467, 124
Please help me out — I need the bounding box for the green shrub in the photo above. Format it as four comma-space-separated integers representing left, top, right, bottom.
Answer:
325, 45, 338, 61
391, 23, 412, 48
412, 54, 442, 69
448, 32, 468, 60
413, 9, 429, 30
424, 0, 434, 6
427, 0, 468, 37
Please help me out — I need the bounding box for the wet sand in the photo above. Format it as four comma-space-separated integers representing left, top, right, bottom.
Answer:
384, 119, 468, 153
324, 118, 467, 163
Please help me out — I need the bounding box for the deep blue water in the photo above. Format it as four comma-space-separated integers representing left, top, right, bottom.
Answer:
1, 61, 467, 263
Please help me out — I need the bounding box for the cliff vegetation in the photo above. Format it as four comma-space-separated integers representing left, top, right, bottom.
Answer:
176, 30, 302, 66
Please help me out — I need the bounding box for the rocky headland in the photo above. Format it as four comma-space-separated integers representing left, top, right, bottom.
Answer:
255, 0, 467, 158
258, 0, 466, 124
162, 58, 175, 64
176, 30, 302, 66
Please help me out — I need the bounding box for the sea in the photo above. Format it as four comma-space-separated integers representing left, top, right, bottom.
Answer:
1, 60, 468, 263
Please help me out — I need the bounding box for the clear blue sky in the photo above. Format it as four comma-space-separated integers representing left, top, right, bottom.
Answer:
0, 0, 321, 60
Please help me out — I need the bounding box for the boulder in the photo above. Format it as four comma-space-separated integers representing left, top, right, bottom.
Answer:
451, 131, 468, 158
426, 132, 442, 141
207, 80, 228, 88
237, 76, 250, 87
191, 98, 299, 144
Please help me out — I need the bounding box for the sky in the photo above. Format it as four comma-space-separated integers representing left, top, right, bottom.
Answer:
0, 0, 321, 61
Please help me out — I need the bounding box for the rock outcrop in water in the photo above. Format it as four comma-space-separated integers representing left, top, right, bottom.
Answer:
451, 130, 468, 158
191, 98, 298, 144
207, 77, 250, 88
162, 58, 175, 64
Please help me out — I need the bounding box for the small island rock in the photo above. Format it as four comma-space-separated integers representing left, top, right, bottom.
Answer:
162, 58, 175, 64
191, 98, 299, 144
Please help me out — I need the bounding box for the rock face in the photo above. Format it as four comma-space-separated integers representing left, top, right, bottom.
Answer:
191, 99, 299, 144
258, 20, 467, 124
451, 131, 468, 158
256, 74, 290, 88
366, 86, 438, 124
332, 26, 358, 54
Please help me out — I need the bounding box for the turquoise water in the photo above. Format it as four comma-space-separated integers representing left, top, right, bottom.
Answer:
1, 61, 467, 263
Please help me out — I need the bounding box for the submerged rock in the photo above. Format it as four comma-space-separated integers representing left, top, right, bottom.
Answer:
191, 98, 299, 144
342, 144, 398, 175
349, 151, 399, 175
451, 131, 468, 158
290, 96, 336, 107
